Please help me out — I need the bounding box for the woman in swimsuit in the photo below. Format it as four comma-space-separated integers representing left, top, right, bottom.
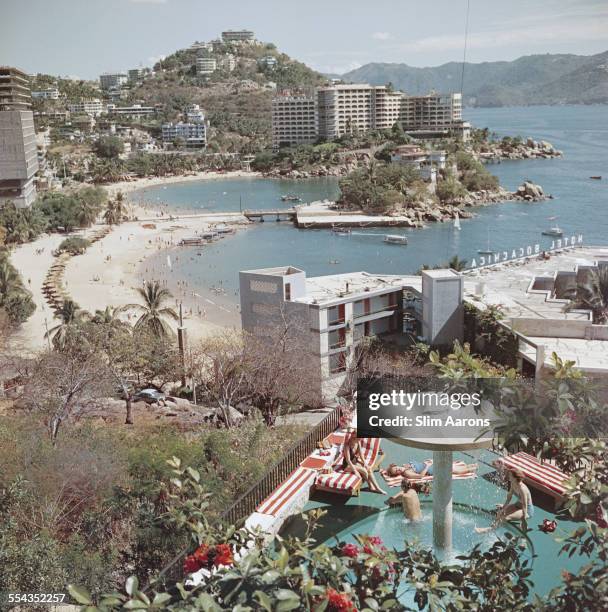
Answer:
343, 435, 385, 494
475, 468, 533, 534
387, 460, 477, 480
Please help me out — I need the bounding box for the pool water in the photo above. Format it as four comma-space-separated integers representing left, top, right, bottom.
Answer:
333, 503, 531, 565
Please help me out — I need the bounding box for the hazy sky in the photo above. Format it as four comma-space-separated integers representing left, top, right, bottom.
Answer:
2, 0, 607, 79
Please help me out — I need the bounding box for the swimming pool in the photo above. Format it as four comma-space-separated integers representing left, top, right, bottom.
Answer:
282, 439, 590, 599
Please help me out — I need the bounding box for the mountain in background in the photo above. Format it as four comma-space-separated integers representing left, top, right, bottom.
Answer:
336, 51, 608, 107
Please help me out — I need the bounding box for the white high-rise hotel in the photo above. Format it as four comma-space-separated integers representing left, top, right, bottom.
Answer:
272, 84, 468, 148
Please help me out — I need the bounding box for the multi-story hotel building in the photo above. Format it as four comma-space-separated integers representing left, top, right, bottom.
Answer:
99, 72, 128, 90
0, 67, 39, 208
272, 84, 469, 148
400, 92, 468, 138
221, 30, 255, 44
240, 266, 463, 396
67, 98, 104, 117
271, 93, 318, 148
161, 121, 207, 148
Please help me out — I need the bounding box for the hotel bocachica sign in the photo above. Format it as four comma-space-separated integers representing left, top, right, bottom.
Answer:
468, 234, 583, 270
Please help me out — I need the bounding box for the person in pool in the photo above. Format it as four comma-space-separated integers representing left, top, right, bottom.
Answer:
475, 468, 533, 534
387, 460, 478, 480
343, 434, 386, 494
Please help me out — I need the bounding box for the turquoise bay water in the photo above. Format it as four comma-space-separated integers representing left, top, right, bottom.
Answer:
135, 105, 608, 323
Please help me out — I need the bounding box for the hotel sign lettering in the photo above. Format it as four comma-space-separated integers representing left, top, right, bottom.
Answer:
469, 234, 583, 270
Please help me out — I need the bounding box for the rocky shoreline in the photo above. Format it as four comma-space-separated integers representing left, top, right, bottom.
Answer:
330, 181, 551, 226
477, 138, 562, 161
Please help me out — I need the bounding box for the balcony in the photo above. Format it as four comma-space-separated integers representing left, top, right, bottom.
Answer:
354, 303, 399, 319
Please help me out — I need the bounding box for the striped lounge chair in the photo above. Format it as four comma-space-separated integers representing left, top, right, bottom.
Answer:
380, 460, 476, 487
494, 451, 570, 504
314, 437, 382, 496
256, 467, 316, 517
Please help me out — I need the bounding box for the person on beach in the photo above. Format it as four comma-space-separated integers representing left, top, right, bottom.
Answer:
387, 460, 478, 480
343, 434, 385, 494
475, 468, 533, 534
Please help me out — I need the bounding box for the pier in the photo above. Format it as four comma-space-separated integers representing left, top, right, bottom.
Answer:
243, 208, 297, 222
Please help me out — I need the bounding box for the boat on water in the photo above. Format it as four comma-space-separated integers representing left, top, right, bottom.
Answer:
280, 194, 301, 202
331, 226, 351, 234
590, 176, 602, 180
542, 226, 564, 237
384, 234, 408, 245
454, 213, 461, 230
478, 228, 493, 255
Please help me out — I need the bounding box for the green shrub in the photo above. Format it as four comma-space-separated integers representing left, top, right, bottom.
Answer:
57, 236, 90, 255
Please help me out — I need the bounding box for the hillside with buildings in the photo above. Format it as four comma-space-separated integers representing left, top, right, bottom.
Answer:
337, 50, 608, 107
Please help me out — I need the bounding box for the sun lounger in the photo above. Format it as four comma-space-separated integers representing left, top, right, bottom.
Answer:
314, 437, 382, 496
493, 451, 569, 502
380, 460, 476, 487
256, 467, 316, 517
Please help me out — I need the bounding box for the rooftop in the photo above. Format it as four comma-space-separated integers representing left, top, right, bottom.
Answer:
293, 272, 423, 306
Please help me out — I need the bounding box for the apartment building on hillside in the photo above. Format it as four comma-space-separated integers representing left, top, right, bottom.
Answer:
221, 30, 256, 44
0, 66, 39, 207
67, 98, 104, 117
99, 72, 128, 90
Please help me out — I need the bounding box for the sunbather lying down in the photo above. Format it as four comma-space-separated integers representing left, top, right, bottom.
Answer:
386, 460, 478, 480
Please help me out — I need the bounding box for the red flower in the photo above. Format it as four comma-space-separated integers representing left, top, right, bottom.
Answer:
193, 544, 211, 566
214, 543, 234, 566
183, 554, 201, 574
367, 536, 383, 546
561, 570, 573, 583
326, 588, 356, 611
341, 543, 359, 558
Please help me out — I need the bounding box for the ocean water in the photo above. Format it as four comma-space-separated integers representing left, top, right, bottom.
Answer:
134, 105, 608, 325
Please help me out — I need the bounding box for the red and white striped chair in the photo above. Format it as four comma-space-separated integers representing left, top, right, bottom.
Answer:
494, 451, 570, 502
314, 437, 382, 496
256, 467, 316, 517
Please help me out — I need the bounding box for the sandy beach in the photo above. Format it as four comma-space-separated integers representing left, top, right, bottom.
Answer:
8, 212, 248, 354
105, 169, 262, 198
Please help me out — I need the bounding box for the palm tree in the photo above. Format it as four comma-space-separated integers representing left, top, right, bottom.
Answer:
446, 255, 468, 272
45, 299, 86, 350
119, 280, 178, 338
0, 258, 26, 300
103, 193, 125, 226
569, 267, 608, 323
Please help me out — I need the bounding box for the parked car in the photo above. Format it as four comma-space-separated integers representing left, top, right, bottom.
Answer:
133, 388, 166, 404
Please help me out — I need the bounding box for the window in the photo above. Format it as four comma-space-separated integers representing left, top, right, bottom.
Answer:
250, 279, 277, 294
251, 303, 278, 316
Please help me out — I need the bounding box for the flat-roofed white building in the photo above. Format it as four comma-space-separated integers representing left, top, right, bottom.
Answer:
240, 266, 464, 396
106, 103, 155, 118
31, 87, 59, 100
271, 93, 318, 148
221, 29, 255, 44
99, 72, 128, 90
68, 98, 104, 117
196, 57, 217, 75
218, 54, 236, 72
162, 121, 207, 148
185, 104, 205, 123
390, 144, 446, 179
400, 92, 469, 140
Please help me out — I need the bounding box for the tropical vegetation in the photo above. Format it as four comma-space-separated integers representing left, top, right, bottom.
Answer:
0, 251, 36, 324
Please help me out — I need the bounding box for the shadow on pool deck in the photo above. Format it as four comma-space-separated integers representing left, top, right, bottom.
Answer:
281, 438, 591, 598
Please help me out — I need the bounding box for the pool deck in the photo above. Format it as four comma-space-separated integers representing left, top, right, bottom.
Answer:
284, 438, 589, 598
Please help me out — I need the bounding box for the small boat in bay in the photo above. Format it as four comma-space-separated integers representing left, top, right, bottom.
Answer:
542, 226, 564, 237
281, 194, 301, 202
589, 176, 602, 180
384, 234, 408, 245
478, 228, 493, 255
331, 226, 351, 235
454, 213, 461, 231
